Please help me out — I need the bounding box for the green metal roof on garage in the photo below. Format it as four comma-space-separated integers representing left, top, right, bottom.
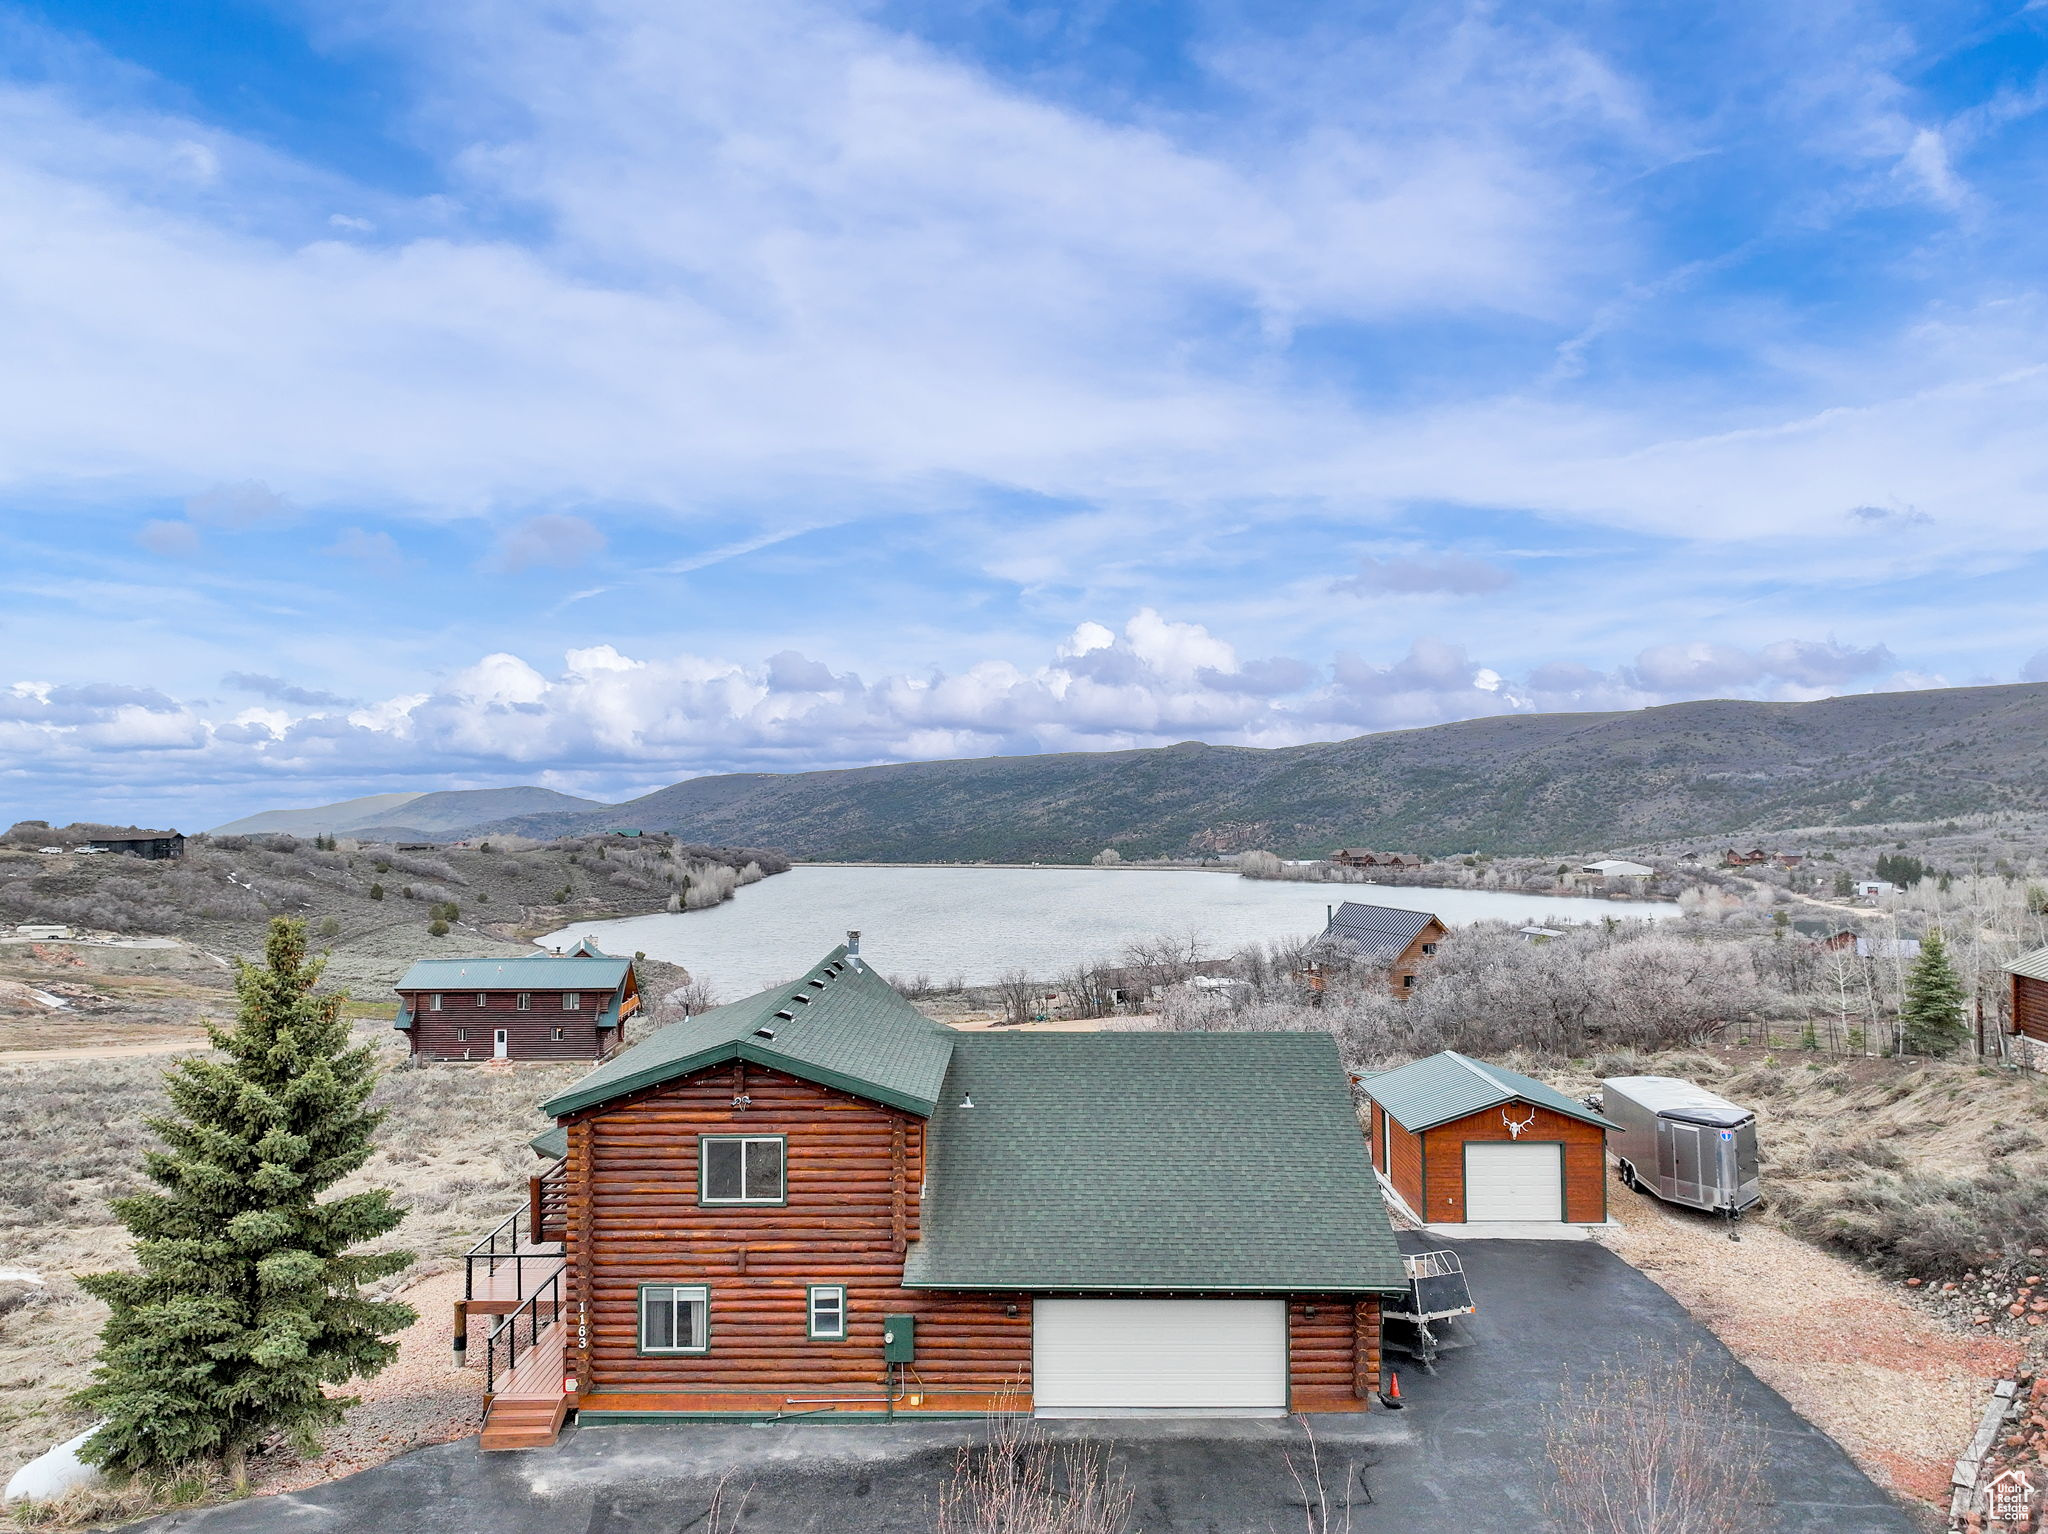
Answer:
1361, 1050, 1618, 1133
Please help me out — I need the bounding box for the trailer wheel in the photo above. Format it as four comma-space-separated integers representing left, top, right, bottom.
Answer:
1618, 1161, 1639, 1191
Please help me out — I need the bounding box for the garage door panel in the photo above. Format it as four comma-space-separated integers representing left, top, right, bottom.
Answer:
1033, 1300, 1286, 1412
1464, 1141, 1563, 1221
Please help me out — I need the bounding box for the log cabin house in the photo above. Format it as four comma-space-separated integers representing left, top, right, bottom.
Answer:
465, 937, 1407, 1447
1315, 901, 1447, 993
1361, 1051, 1615, 1225
394, 940, 638, 1062
2007, 947, 2048, 1069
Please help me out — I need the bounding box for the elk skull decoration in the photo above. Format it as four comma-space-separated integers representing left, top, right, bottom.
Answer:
1501, 1106, 1537, 1139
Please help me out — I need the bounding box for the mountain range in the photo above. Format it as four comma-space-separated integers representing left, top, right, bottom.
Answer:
209, 682, 2048, 861
210, 786, 601, 839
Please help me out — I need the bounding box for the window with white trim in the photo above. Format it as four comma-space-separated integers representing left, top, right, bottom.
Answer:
807, 1285, 846, 1340
550, 1027, 565, 1041
639, 1285, 709, 1354
475, 992, 487, 1007
700, 1136, 785, 1204
429, 993, 443, 1011
456, 1027, 468, 1041
563, 992, 581, 1011
516, 992, 531, 1011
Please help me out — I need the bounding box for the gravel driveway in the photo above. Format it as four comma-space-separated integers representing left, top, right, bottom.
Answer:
130, 1239, 1918, 1533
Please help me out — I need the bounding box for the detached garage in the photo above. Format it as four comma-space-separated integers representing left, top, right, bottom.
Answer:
1362, 1051, 1616, 1225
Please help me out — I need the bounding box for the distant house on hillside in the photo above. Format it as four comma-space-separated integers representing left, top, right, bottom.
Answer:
1330, 850, 1422, 870
1518, 925, 1566, 942
1722, 848, 1770, 867
1578, 858, 1653, 880
1773, 852, 1807, 869
1315, 902, 1447, 991
395, 940, 639, 1062
1856, 879, 1898, 899
91, 830, 184, 861
1792, 922, 1857, 951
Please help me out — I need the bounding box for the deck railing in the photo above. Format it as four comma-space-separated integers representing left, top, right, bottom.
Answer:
464, 1201, 562, 1304
530, 1157, 568, 1244
485, 1268, 562, 1395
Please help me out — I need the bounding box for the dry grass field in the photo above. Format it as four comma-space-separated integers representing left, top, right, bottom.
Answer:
0, 1030, 585, 1492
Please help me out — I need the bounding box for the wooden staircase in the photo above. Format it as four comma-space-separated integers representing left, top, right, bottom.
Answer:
480, 1319, 568, 1449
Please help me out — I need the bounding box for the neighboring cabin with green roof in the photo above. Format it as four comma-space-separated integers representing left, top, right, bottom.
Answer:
480, 936, 1407, 1444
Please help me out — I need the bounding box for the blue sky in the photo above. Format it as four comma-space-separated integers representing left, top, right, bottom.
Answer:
6, 0, 2048, 830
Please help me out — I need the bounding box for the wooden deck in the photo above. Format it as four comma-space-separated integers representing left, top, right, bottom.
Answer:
480, 1321, 569, 1450
466, 1245, 564, 1313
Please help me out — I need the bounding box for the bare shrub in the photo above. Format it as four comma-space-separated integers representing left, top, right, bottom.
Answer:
1778, 1161, 2048, 1278
936, 1410, 1134, 1534
994, 969, 1038, 1027
1544, 1342, 1774, 1534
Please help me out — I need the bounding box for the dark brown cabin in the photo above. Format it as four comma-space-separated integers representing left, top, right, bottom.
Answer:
463, 938, 1407, 1447
394, 939, 637, 1062
1363, 1050, 1615, 1225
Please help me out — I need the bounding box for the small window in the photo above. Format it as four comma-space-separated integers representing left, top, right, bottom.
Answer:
475, 993, 488, 1007
1421, 943, 1438, 955
551, 1027, 565, 1042
1401, 974, 1417, 989
807, 1285, 847, 1340
517, 992, 531, 1011
456, 1027, 468, 1041
430, 993, 443, 1011
639, 1285, 709, 1354
563, 992, 581, 1011
700, 1136, 785, 1204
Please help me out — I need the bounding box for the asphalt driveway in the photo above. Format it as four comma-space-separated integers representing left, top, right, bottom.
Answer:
133, 1237, 1920, 1533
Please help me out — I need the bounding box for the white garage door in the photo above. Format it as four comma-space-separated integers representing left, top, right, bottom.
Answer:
1033, 1299, 1287, 1416
1464, 1141, 1564, 1221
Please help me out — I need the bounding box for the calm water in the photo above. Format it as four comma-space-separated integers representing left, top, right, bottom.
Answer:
541, 866, 1667, 999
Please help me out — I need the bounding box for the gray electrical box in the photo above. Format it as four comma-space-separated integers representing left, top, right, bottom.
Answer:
883, 1314, 916, 1363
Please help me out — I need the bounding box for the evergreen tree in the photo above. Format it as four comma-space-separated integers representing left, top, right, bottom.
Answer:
1899, 927, 1969, 1056
74, 918, 414, 1481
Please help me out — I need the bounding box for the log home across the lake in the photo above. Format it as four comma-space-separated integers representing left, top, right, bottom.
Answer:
471, 936, 1406, 1446
395, 938, 639, 1062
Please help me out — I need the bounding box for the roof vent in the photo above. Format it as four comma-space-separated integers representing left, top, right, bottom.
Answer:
754, 1026, 777, 1039
808, 979, 826, 990
774, 1009, 794, 1021
792, 994, 812, 1005
959, 1092, 974, 1109
846, 930, 861, 957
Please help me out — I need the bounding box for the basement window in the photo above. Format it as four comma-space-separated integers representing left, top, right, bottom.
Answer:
700, 1136, 786, 1205
638, 1285, 709, 1355
551, 1027, 565, 1042
807, 1285, 847, 1341
1402, 974, 1417, 988
563, 993, 581, 1011
455, 1028, 468, 1041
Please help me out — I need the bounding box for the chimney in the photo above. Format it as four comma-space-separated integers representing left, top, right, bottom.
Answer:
846, 930, 861, 959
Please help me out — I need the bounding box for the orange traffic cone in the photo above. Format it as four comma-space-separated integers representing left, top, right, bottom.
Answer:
1380, 1370, 1405, 1410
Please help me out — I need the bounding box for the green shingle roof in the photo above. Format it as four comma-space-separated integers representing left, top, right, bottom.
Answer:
1360, 1050, 1617, 1133
530, 1125, 568, 1160
2008, 946, 2048, 983
902, 1032, 1407, 1295
541, 945, 955, 1119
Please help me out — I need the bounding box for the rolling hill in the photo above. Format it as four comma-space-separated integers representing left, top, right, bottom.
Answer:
211, 786, 602, 837
211, 682, 2048, 861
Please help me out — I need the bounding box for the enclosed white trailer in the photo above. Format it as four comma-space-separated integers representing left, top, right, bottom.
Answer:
1597, 1076, 1760, 1217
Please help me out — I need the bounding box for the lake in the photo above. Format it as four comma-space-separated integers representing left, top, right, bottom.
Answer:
540, 866, 1668, 1000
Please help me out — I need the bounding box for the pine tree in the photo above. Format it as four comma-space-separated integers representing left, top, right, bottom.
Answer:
1899, 927, 1969, 1056
74, 918, 415, 1481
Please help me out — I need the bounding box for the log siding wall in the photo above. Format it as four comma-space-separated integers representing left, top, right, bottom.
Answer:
1419, 1103, 1607, 1223
560, 1062, 1382, 1416
1370, 1104, 1427, 1215
2015, 973, 2048, 1045
403, 987, 624, 1062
